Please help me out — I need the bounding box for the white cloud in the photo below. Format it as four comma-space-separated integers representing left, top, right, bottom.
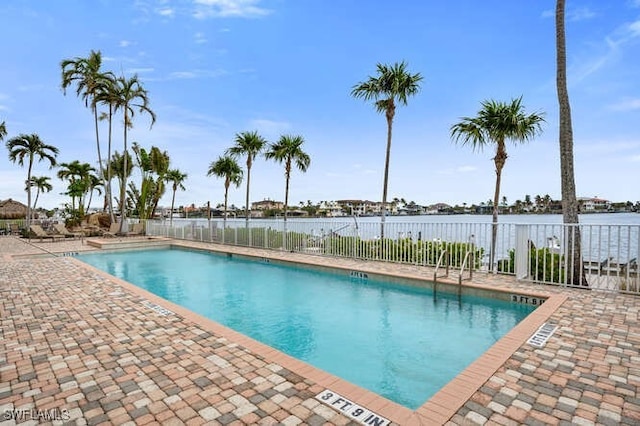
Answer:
157, 7, 175, 17
194, 32, 207, 44
192, 0, 271, 19
126, 67, 155, 74
456, 166, 477, 173
630, 155, 640, 162
541, 6, 596, 21
567, 7, 596, 22
119, 40, 132, 48
609, 98, 640, 111
247, 119, 291, 139
166, 69, 226, 80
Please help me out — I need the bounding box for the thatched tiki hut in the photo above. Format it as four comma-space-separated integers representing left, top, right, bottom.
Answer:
0, 198, 27, 219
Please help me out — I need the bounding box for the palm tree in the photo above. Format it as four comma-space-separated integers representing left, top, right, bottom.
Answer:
451, 97, 544, 270
226, 130, 267, 229
351, 61, 423, 238
96, 73, 118, 222
61, 50, 113, 207
6, 134, 59, 229
113, 74, 156, 233
109, 151, 133, 218
264, 135, 311, 223
207, 156, 243, 235
85, 174, 103, 214
165, 169, 187, 225
27, 176, 53, 214
0, 121, 6, 141
57, 160, 96, 217
556, 0, 586, 286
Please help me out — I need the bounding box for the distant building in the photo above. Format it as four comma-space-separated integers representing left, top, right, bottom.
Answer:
335, 200, 397, 216
251, 199, 284, 210
578, 197, 610, 212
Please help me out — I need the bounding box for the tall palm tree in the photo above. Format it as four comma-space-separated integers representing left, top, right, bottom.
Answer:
27, 176, 53, 214
264, 135, 311, 223
165, 169, 188, 225
113, 74, 156, 233
61, 50, 113, 205
556, 0, 586, 286
226, 130, 267, 229
351, 61, 423, 238
6, 134, 59, 229
96, 73, 118, 222
451, 97, 544, 270
207, 156, 243, 234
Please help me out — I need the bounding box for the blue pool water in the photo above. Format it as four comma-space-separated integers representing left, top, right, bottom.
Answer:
78, 248, 536, 409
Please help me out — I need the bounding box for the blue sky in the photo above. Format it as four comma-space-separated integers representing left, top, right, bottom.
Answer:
1, 0, 639, 211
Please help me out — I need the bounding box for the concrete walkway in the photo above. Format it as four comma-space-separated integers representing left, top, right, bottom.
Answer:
1, 236, 638, 425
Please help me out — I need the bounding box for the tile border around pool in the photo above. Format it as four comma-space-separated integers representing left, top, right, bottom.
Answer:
70, 243, 567, 425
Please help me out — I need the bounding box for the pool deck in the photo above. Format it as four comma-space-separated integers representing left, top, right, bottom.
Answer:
0, 236, 638, 425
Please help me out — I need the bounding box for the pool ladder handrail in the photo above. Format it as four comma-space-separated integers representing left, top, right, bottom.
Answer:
458, 247, 474, 285
433, 249, 450, 283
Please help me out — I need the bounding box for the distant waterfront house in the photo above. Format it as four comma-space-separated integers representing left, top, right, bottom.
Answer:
578, 197, 610, 212
251, 199, 284, 211
317, 201, 345, 217
335, 200, 397, 216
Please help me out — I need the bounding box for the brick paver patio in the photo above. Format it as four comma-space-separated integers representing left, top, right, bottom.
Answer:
1, 235, 639, 425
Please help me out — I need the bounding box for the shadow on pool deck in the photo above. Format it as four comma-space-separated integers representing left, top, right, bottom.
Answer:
1, 235, 639, 425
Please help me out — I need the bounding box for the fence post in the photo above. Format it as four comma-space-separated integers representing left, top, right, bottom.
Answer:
515, 225, 529, 280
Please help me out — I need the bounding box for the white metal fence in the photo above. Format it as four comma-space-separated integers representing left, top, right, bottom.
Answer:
145, 218, 639, 295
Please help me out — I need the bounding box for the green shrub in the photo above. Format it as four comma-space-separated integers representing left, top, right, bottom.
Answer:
497, 247, 565, 283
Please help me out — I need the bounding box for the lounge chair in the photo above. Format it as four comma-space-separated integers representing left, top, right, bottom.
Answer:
102, 222, 121, 238
29, 225, 65, 242
53, 223, 84, 240
126, 222, 145, 237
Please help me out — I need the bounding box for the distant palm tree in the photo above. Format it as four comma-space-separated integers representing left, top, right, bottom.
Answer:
207, 155, 243, 233
165, 169, 188, 225
0, 121, 6, 141
451, 97, 544, 270
113, 74, 156, 233
85, 174, 103, 213
556, 0, 586, 286
264, 135, 311, 222
226, 130, 267, 228
57, 160, 96, 217
6, 134, 59, 229
27, 176, 53, 214
61, 50, 113, 206
109, 151, 133, 217
351, 61, 422, 238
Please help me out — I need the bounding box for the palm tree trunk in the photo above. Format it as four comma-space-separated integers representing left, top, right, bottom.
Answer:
381, 106, 394, 240
245, 159, 252, 245
223, 182, 229, 244
170, 188, 176, 226
119, 115, 128, 235
26, 157, 33, 230
107, 105, 115, 222
93, 105, 106, 211
491, 163, 503, 273
283, 164, 291, 250
33, 188, 40, 214
556, 0, 587, 286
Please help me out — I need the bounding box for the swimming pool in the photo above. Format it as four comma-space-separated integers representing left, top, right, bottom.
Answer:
78, 247, 537, 409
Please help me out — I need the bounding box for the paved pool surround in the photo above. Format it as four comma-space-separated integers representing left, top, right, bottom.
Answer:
0, 236, 638, 425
